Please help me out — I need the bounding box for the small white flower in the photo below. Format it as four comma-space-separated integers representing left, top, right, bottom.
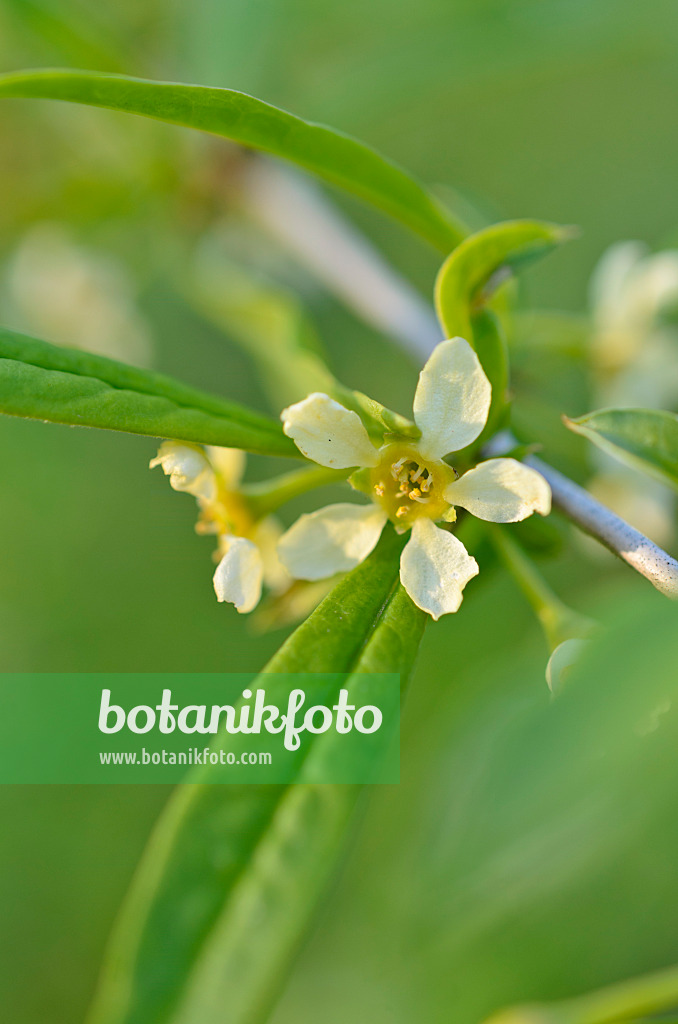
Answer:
590, 241, 678, 406
588, 242, 678, 542
212, 535, 264, 615
279, 337, 551, 619
149, 442, 217, 500
150, 442, 287, 614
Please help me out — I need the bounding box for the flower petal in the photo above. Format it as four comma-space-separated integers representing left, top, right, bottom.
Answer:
205, 446, 246, 487
213, 536, 263, 613
413, 337, 492, 460
278, 503, 386, 580
399, 518, 479, 620
281, 393, 379, 469
444, 458, 551, 522
250, 516, 290, 592
149, 441, 216, 500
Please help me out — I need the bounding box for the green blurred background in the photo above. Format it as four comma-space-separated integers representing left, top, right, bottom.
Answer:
1, 1, 678, 1021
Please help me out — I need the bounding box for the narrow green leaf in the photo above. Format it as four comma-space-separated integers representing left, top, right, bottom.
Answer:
88, 526, 426, 1024
564, 408, 678, 493
0, 327, 296, 456
0, 67, 466, 251
434, 220, 573, 444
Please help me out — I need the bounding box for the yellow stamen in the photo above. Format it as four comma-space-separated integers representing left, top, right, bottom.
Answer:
371, 442, 456, 528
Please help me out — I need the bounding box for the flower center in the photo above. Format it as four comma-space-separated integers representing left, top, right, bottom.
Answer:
370, 443, 456, 529
197, 484, 255, 539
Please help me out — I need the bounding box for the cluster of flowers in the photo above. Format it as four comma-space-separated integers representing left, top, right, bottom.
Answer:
151, 337, 551, 621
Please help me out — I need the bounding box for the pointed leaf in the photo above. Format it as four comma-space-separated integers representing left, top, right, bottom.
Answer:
435, 220, 573, 342
88, 526, 426, 1024
434, 220, 573, 445
0, 328, 295, 456
0, 67, 465, 251
564, 408, 678, 493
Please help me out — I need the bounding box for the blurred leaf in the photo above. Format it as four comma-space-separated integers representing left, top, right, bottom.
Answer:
564, 408, 678, 493
0, 67, 466, 251
190, 257, 416, 437
0, 327, 295, 456
3, 0, 127, 72
434, 221, 571, 443
510, 514, 564, 558
88, 526, 426, 1024
190, 258, 336, 410
510, 311, 590, 359
410, 589, 678, 1024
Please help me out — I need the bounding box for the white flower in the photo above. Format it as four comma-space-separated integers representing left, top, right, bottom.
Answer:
587, 242, 678, 543
590, 241, 678, 407
149, 442, 217, 501
278, 337, 551, 619
150, 442, 287, 614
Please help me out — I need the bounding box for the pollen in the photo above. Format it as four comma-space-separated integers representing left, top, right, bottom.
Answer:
370, 442, 456, 529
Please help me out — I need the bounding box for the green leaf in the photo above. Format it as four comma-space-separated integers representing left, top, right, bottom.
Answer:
564, 408, 678, 493
87, 526, 426, 1024
0, 327, 296, 457
0, 67, 466, 251
435, 220, 573, 341
406, 587, 678, 1024
434, 220, 573, 445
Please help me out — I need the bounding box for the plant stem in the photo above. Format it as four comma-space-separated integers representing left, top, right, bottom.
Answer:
525, 454, 678, 600
242, 465, 349, 517
239, 160, 678, 599
489, 525, 593, 650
